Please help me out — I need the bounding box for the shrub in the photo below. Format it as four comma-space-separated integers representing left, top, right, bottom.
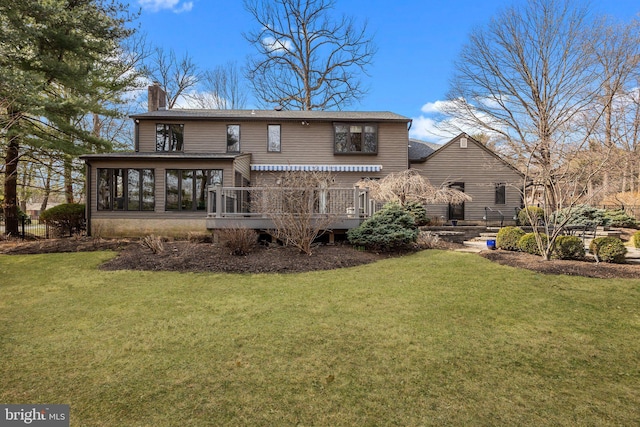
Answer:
187, 231, 213, 243
415, 231, 440, 249
40, 203, 85, 237
518, 232, 548, 255
603, 209, 637, 228
403, 202, 429, 226
634, 231, 640, 249
347, 203, 418, 251
589, 237, 627, 263
551, 205, 609, 228
553, 235, 585, 260
218, 228, 258, 255
141, 235, 165, 254
496, 226, 525, 251
518, 206, 544, 226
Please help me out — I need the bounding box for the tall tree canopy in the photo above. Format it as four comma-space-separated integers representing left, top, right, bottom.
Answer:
0, 0, 137, 235
244, 0, 376, 110
442, 0, 640, 259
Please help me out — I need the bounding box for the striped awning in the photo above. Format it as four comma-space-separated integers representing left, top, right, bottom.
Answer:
250, 164, 382, 172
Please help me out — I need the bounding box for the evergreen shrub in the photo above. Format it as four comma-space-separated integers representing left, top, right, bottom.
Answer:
603, 209, 637, 228
40, 203, 85, 236
404, 202, 429, 226
553, 235, 585, 260
347, 203, 418, 251
496, 226, 525, 251
518, 232, 548, 255
552, 205, 608, 228
589, 237, 627, 264
518, 206, 544, 226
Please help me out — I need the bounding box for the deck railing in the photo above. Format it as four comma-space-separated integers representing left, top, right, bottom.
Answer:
207, 185, 372, 219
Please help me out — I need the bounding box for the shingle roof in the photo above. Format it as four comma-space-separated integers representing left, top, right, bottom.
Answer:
130, 109, 411, 122
408, 139, 441, 162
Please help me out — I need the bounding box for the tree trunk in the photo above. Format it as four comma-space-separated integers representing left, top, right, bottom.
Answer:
64, 154, 74, 204
3, 111, 20, 236
40, 160, 53, 212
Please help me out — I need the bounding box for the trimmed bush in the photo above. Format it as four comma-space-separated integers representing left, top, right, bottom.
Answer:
589, 237, 627, 264
603, 209, 637, 228
404, 202, 429, 226
40, 203, 85, 237
518, 232, 548, 255
553, 235, 585, 260
496, 226, 526, 251
518, 206, 544, 226
634, 231, 640, 249
347, 203, 418, 251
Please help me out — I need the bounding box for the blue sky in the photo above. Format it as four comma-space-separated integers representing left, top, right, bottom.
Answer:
133, 0, 639, 142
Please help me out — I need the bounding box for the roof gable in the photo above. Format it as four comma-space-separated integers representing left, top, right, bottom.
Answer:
423, 133, 523, 177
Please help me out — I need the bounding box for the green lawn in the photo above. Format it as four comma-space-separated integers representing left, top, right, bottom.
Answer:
1, 250, 639, 426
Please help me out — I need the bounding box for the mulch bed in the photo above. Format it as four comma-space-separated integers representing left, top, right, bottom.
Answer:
1, 237, 638, 279
479, 249, 640, 280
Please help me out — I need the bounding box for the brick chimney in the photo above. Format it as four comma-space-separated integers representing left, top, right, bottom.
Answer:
148, 82, 167, 112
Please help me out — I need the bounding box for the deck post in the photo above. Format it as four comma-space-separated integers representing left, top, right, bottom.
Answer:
214, 185, 222, 218
354, 186, 361, 218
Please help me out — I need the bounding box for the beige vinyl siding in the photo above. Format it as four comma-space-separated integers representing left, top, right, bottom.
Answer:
411, 136, 523, 222
137, 119, 408, 187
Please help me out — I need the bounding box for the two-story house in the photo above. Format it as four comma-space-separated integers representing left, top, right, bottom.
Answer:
81, 84, 412, 237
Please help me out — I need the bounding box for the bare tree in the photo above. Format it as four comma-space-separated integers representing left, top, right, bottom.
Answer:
146, 47, 199, 109
243, 0, 376, 110
440, 0, 640, 259
191, 61, 248, 109
586, 17, 640, 200
253, 171, 339, 255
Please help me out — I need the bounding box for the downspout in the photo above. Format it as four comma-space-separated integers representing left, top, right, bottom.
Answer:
407, 119, 413, 170
85, 161, 92, 237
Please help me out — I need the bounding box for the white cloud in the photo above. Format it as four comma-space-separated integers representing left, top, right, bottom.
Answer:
262, 36, 294, 53
138, 0, 193, 13
412, 98, 507, 143
420, 100, 455, 114
409, 115, 457, 144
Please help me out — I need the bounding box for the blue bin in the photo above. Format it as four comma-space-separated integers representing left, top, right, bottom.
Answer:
486, 239, 496, 250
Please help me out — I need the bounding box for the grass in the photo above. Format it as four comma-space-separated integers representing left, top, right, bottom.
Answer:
1, 250, 639, 426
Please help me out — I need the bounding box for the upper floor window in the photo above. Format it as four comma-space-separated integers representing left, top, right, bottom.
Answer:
97, 168, 155, 211
156, 124, 184, 151
227, 124, 240, 152
268, 124, 281, 152
334, 123, 377, 154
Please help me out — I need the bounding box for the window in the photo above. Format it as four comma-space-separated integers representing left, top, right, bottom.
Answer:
268, 124, 281, 152
334, 123, 377, 154
156, 124, 184, 151
495, 183, 506, 205
97, 168, 155, 211
227, 125, 240, 152
165, 169, 223, 211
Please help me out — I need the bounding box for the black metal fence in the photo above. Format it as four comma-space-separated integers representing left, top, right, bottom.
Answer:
0, 214, 50, 239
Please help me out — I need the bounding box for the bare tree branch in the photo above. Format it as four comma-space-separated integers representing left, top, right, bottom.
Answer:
243, 0, 376, 110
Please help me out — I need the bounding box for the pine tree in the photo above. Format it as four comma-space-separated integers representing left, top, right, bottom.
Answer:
0, 0, 138, 235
